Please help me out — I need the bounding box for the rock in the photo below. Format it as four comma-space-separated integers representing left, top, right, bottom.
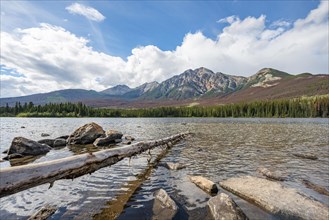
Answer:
165, 162, 186, 170
106, 130, 123, 140
67, 122, 105, 145
188, 175, 218, 194
53, 138, 66, 147
21, 126, 26, 128
41, 133, 50, 137
152, 189, 178, 220
122, 141, 132, 145
2, 149, 8, 154
257, 167, 286, 181
3, 153, 24, 160
38, 139, 55, 147
207, 193, 248, 220
93, 130, 123, 146
301, 179, 329, 196
56, 135, 69, 140
220, 176, 329, 220
293, 153, 318, 160
124, 135, 135, 141
28, 204, 56, 220
8, 137, 52, 156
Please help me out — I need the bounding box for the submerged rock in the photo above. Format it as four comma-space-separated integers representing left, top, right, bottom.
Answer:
28, 204, 56, 220
257, 167, 286, 181
302, 179, 329, 196
207, 193, 248, 220
152, 189, 178, 220
56, 135, 69, 140
67, 122, 105, 145
124, 135, 135, 141
165, 162, 186, 170
188, 175, 218, 194
41, 133, 50, 137
220, 176, 329, 220
293, 153, 318, 160
8, 137, 51, 157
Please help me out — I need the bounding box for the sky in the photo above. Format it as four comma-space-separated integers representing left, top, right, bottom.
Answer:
0, 0, 328, 98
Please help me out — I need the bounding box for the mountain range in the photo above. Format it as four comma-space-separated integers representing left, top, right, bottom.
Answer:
1, 67, 328, 108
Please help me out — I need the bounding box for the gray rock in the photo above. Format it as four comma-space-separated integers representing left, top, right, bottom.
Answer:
188, 175, 218, 194
124, 135, 135, 141
38, 139, 55, 147
53, 138, 66, 147
220, 176, 329, 220
28, 204, 56, 220
21, 126, 26, 128
3, 153, 24, 160
122, 141, 132, 145
2, 149, 9, 154
67, 122, 105, 145
257, 167, 286, 181
152, 189, 178, 220
165, 162, 186, 170
293, 153, 318, 160
208, 193, 248, 220
8, 137, 51, 156
56, 135, 69, 140
106, 130, 123, 140
93, 130, 123, 146
41, 133, 50, 137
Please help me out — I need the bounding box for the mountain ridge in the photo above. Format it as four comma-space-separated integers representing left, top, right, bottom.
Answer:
1, 67, 328, 107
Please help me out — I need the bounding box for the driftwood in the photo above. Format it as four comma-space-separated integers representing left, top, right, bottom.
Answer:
0, 132, 189, 198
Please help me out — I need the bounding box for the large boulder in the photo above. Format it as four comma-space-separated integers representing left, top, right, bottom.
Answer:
67, 122, 105, 145
188, 175, 218, 194
8, 137, 51, 156
207, 193, 248, 220
93, 130, 123, 146
152, 189, 178, 220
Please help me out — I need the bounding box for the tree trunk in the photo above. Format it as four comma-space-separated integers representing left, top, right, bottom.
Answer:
0, 132, 189, 198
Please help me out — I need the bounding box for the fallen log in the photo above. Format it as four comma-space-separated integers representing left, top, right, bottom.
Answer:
220, 176, 329, 220
0, 132, 189, 198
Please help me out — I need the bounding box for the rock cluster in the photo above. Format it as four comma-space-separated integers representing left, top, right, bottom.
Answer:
2, 122, 133, 162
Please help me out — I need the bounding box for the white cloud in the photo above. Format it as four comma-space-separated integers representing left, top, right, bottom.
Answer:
0, 1, 328, 98
271, 20, 291, 28
65, 3, 105, 22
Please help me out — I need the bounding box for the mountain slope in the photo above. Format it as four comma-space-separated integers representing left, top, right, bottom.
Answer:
142, 67, 247, 99
0, 89, 110, 106
101, 85, 132, 96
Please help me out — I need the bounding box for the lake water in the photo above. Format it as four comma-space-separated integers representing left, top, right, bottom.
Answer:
0, 118, 328, 219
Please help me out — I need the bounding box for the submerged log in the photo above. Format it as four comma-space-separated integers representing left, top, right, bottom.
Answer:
0, 132, 189, 198
220, 176, 329, 220
293, 153, 318, 160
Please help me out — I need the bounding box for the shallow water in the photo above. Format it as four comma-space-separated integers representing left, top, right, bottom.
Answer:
0, 118, 328, 219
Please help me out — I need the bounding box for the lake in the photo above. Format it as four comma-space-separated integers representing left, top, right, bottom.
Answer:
0, 117, 328, 219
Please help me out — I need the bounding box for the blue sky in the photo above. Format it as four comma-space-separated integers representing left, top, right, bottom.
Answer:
0, 0, 328, 97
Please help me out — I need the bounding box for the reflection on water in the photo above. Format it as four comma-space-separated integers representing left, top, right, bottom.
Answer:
0, 118, 328, 219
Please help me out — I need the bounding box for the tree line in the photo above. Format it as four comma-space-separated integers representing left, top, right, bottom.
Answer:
0, 96, 328, 118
